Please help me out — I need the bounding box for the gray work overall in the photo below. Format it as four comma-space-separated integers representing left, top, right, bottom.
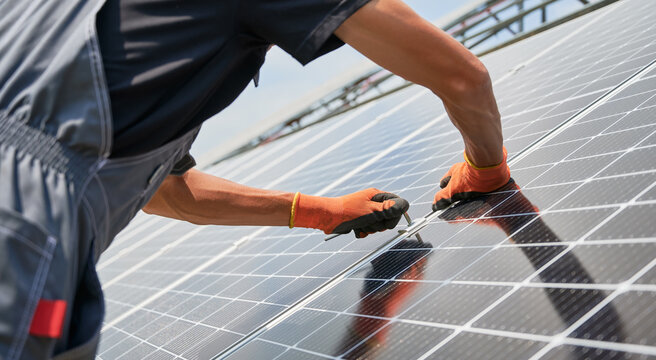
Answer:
0, 0, 198, 358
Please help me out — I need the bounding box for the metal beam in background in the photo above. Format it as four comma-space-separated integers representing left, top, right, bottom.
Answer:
439, 0, 504, 32
517, 0, 525, 32
477, 0, 621, 57
450, 0, 524, 38
461, 0, 561, 48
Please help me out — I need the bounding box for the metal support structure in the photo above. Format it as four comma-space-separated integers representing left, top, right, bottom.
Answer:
518, 1, 524, 33
461, 0, 561, 48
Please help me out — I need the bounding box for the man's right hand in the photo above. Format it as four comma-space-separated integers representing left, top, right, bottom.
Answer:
432, 147, 511, 211
294, 188, 410, 238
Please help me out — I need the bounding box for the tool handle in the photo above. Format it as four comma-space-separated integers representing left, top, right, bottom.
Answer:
324, 212, 414, 241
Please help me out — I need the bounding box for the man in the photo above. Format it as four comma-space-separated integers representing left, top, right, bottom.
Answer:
0, 0, 509, 358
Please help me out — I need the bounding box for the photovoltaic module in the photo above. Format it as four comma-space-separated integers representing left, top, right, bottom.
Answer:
96, 1, 656, 359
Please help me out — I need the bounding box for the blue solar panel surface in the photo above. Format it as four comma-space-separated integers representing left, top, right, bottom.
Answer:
96, 1, 656, 359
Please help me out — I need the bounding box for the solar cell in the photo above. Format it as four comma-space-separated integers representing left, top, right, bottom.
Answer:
541, 345, 655, 360
427, 333, 545, 360
96, 0, 656, 358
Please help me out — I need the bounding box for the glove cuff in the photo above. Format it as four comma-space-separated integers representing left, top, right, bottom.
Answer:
464, 147, 511, 191
463, 147, 508, 170
289, 192, 301, 228
294, 194, 342, 234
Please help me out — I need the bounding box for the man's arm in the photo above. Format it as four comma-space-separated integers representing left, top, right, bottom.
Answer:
143, 169, 294, 226
143, 169, 409, 237
147, 0, 505, 227
334, 0, 509, 210
334, 0, 502, 166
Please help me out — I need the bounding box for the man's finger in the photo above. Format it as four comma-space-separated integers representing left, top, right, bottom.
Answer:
370, 192, 400, 202
385, 196, 410, 216
432, 195, 453, 211
362, 221, 387, 234
438, 164, 457, 189
440, 175, 451, 189
371, 193, 410, 218
384, 215, 402, 230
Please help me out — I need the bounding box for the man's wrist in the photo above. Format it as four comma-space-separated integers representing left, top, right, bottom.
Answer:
289, 192, 301, 228
463, 141, 504, 168
294, 194, 342, 233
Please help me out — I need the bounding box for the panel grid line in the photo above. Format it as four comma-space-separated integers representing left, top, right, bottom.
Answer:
211, 5, 656, 356
98, 2, 656, 358
413, 40, 656, 360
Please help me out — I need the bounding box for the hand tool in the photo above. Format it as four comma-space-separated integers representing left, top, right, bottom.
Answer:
325, 212, 423, 242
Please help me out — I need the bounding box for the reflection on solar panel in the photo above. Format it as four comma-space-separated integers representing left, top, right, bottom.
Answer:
97, 1, 656, 359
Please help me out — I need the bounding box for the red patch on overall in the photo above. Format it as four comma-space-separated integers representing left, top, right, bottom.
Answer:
29, 300, 67, 338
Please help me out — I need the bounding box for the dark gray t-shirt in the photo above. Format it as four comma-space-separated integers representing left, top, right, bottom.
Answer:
97, 0, 370, 172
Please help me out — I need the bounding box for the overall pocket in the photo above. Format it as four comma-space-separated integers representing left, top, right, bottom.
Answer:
0, 208, 57, 360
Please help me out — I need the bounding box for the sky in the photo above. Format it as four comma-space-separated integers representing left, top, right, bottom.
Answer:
190, 0, 594, 160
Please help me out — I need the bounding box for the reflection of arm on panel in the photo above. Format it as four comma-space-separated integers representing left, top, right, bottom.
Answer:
336, 240, 432, 358
439, 181, 626, 345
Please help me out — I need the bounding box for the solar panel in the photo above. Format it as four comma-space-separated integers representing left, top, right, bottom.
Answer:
96, 0, 656, 359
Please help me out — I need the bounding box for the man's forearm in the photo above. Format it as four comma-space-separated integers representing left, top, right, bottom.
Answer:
442, 89, 503, 167
335, 0, 503, 167
143, 169, 294, 226
143, 169, 410, 238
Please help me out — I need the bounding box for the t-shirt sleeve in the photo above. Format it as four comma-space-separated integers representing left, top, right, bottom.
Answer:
170, 153, 196, 176
241, 0, 371, 65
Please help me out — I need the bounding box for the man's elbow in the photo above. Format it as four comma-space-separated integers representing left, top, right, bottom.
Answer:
142, 197, 202, 224
142, 195, 170, 217
436, 60, 493, 108
141, 177, 188, 220
142, 203, 155, 215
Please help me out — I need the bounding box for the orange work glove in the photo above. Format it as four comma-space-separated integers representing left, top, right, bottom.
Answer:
433, 147, 511, 211
293, 188, 409, 238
